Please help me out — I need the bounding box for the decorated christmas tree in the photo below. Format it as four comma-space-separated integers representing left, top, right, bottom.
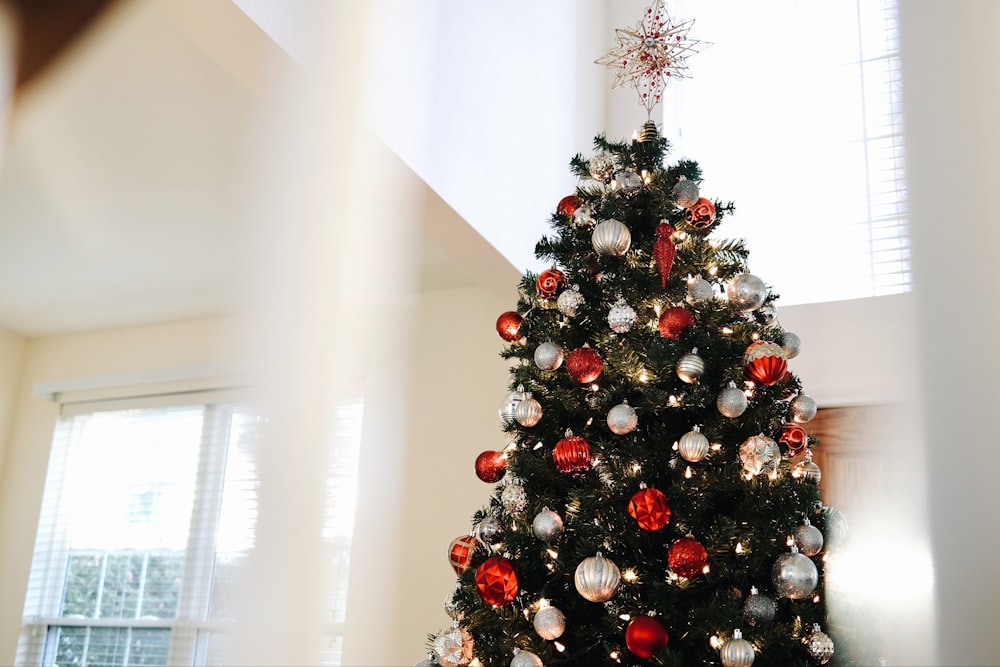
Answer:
419, 2, 872, 665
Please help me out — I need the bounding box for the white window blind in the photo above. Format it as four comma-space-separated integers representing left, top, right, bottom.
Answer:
663, 0, 907, 304
17, 392, 364, 667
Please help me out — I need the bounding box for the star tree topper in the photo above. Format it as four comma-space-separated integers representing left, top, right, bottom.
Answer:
595, 0, 706, 115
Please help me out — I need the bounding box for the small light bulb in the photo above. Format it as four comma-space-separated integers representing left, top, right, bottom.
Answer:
721, 326, 734, 335
702, 564, 710, 574
619, 613, 631, 621
555, 641, 566, 653
623, 568, 638, 582
610, 651, 620, 661
591, 383, 600, 392
745, 472, 754, 481
668, 395, 679, 406
735, 542, 744, 554
653, 302, 663, 316
547, 549, 559, 559
586, 417, 594, 426
710, 635, 721, 649
672, 440, 679, 450
685, 466, 693, 479
470, 660, 482, 667
710, 442, 722, 451
532, 441, 543, 450
639, 370, 649, 382
708, 265, 718, 276
768, 469, 778, 481
813, 594, 821, 603
751, 332, 760, 341
786, 535, 795, 547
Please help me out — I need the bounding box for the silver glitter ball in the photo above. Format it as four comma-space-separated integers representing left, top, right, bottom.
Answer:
592, 219, 632, 256
686, 275, 714, 305
720, 629, 756, 667
743, 589, 776, 627
772, 548, 818, 599
532, 605, 566, 640
782, 331, 802, 359
803, 624, 835, 665
557, 285, 585, 317
607, 296, 637, 333
795, 519, 825, 557
613, 170, 643, 194
739, 434, 780, 476
432, 627, 474, 667
717, 382, 749, 418
574, 552, 621, 602
759, 303, 778, 324
727, 274, 767, 311
534, 341, 564, 371
673, 178, 700, 208
678, 426, 710, 463
607, 401, 638, 435
476, 516, 505, 545
823, 505, 849, 547
499, 386, 528, 428
790, 393, 818, 423
531, 506, 564, 541
501, 481, 528, 515
514, 394, 543, 427
676, 349, 706, 383
589, 153, 617, 182
511, 649, 544, 667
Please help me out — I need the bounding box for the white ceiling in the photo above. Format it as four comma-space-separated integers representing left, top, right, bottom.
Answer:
0, 0, 644, 338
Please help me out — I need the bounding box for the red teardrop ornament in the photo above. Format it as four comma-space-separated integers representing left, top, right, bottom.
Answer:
653, 222, 676, 288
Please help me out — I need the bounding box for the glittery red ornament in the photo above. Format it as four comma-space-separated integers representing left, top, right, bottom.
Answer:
744, 341, 789, 386
496, 311, 524, 341
653, 222, 676, 288
779, 422, 808, 456
628, 487, 671, 531
475, 450, 507, 483
553, 434, 591, 475
658, 306, 694, 339
685, 197, 717, 230
557, 195, 580, 218
535, 268, 567, 299
668, 536, 708, 579
475, 556, 519, 606
566, 346, 603, 383
449, 534, 478, 575
625, 615, 670, 658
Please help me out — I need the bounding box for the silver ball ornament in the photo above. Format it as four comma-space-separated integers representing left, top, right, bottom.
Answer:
727, 274, 767, 311
803, 624, 835, 665
795, 518, 825, 557
686, 275, 714, 305
739, 434, 780, 476
592, 219, 632, 256
743, 588, 776, 627
772, 547, 818, 599
678, 426, 710, 463
476, 516, 505, 545
501, 481, 528, 515
574, 552, 621, 602
782, 331, 802, 359
720, 629, 756, 667
717, 382, 749, 418
613, 170, 643, 194
499, 386, 528, 427
531, 506, 564, 541
534, 341, 564, 371
511, 649, 544, 667
790, 393, 818, 423
432, 627, 474, 667
758, 303, 778, 324
673, 178, 700, 208
607, 401, 638, 435
589, 153, 616, 182
791, 450, 822, 484
444, 590, 461, 620
823, 505, 849, 547
607, 296, 637, 333
557, 285, 585, 317
514, 394, 543, 427
676, 348, 706, 383
532, 605, 566, 640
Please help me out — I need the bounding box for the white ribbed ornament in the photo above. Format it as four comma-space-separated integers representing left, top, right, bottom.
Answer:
678, 426, 710, 462
591, 219, 631, 256
574, 552, 621, 602
514, 394, 543, 427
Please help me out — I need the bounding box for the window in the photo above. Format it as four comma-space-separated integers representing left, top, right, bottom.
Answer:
17, 394, 364, 666
663, 0, 906, 304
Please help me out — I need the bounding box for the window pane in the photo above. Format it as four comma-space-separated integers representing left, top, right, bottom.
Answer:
45, 626, 171, 667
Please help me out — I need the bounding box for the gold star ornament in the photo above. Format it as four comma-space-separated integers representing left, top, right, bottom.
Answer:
595, 0, 706, 114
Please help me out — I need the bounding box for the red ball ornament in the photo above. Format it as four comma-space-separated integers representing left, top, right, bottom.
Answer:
475, 450, 507, 483
779, 422, 808, 456
744, 341, 789, 386
553, 434, 591, 475
685, 197, 717, 230
557, 194, 580, 218
475, 556, 519, 606
668, 536, 709, 579
449, 534, 478, 575
566, 346, 603, 383
496, 311, 524, 342
535, 268, 567, 299
627, 487, 671, 531
658, 306, 695, 339
625, 615, 670, 659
